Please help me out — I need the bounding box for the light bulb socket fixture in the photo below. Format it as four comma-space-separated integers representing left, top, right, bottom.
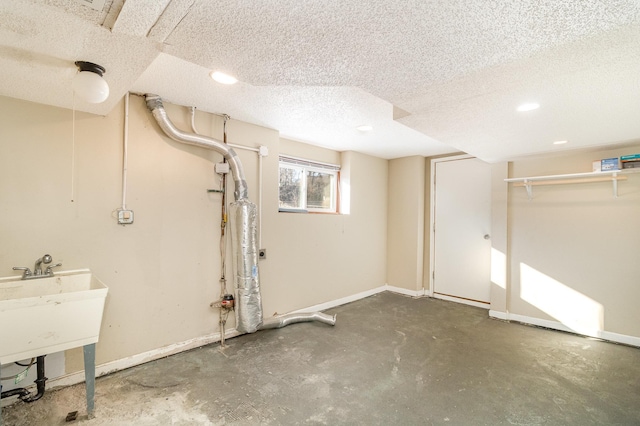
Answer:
75, 61, 105, 77
73, 60, 109, 103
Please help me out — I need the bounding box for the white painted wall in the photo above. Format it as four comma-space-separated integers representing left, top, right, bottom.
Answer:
262, 145, 388, 315
490, 162, 509, 313
420, 146, 640, 343
0, 94, 389, 378
506, 144, 640, 340
387, 156, 425, 292
3, 90, 637, 388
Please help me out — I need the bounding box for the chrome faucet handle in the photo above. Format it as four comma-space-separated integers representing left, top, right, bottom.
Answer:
13, 266, 32, 278
45, 263, 62, 275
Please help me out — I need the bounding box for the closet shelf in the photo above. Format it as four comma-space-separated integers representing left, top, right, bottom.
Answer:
505, 169, 640, 199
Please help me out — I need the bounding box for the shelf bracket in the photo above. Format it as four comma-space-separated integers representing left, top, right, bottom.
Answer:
524, 179, 533, 200
507, 169, 637, 199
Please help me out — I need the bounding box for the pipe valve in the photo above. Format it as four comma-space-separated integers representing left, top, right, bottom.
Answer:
221, 294, 235, 309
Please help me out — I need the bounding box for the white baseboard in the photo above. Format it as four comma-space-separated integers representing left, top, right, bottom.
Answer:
293, 285, 388, 313
293, 284, 426, 314
599, 329, 640, 348
489, 311, 640, 347
44, 285, 428, 391
46, 329, 240, 391
384, 284, 427, 298
488, 310, 508, 320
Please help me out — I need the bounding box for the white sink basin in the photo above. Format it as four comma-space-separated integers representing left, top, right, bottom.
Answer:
0, 269, 108, 365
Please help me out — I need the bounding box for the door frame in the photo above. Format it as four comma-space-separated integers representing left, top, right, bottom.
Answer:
428, 154, 488, 307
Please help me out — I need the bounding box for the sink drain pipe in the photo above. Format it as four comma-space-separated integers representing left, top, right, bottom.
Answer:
144, 94, 336, 334
1, 355, 47, 403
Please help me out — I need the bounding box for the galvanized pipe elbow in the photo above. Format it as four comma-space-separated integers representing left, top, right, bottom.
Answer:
144, 94, 249, 200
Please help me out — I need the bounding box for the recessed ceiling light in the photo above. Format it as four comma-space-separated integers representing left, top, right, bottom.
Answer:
356, 125, 373, 132
210, 71, 238, 85
553, 140, 568, 145
516, 102, 540, 112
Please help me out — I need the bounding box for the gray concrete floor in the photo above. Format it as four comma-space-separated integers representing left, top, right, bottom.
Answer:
2, 292, 640, 425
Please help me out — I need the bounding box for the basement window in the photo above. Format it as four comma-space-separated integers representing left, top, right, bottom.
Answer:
278, 155, 340, 213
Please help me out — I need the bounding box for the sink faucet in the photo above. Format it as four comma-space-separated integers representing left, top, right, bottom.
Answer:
13, 254, 62, 280
34, 254, 52, 276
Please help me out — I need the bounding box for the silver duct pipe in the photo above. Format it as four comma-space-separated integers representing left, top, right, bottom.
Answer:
229, 198, 262, 334
144, 93, 337, 335
145, 94, 248, 201
145, 94, 261, 333
259, 312, 337, 330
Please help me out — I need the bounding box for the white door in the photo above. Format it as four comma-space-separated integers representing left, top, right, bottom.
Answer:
432, 157, 492, 307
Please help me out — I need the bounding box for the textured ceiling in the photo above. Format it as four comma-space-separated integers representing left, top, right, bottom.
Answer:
1, 0, 640, 161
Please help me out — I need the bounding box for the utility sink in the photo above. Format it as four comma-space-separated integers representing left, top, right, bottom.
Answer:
0, 269, 108, 365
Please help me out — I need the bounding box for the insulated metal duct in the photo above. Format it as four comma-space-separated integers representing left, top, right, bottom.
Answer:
145, 94, 261, 333
145, 94, 248, 201
144, 94, 336, 335
229, 198, 262, 333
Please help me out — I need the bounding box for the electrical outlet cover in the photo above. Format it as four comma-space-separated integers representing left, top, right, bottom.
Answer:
117, 210, 134, 225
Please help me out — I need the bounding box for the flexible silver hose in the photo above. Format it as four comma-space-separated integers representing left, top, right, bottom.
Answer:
258, 312, 337, 330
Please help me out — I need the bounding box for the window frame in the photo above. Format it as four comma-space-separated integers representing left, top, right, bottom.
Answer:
278, 155, 340, 214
